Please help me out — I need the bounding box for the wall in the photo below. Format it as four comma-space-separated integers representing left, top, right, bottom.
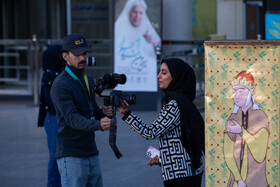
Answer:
192, 0, 217, 40
162, 0, 192, 53
217, 0, 244, 40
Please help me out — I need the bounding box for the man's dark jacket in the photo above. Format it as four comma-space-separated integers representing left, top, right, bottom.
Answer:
50, 65, 104, 159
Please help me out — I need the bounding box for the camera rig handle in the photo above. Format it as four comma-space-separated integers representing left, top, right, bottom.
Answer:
104, 98, 122, 159
109, 115, 123, 159
94, 73, 126, 159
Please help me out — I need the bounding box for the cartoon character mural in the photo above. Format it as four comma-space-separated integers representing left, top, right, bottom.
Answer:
204, 41, 280, 187
224, 71, 270, 187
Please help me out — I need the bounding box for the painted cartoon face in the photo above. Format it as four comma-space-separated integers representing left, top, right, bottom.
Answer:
233, 86, 250, 107
157, 62, 172, 89
129, 5, 144, 27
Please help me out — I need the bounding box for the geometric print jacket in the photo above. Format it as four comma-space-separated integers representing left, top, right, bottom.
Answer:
122, 100, 203, 183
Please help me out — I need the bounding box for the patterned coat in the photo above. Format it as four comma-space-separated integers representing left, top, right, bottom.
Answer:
122, 100, 203, 184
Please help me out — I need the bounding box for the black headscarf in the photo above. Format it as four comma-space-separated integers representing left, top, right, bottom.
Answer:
42, 44, 64, 72
38, 45, 64, 127
162, 58, 204, 172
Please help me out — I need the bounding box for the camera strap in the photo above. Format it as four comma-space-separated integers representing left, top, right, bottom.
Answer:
65, 66, 93, 111
109, 117, 122, 159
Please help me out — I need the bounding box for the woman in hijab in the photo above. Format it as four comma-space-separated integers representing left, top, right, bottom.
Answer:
114, 0, 161, 91
117, 58, 205, 187
38, 45, 64, 187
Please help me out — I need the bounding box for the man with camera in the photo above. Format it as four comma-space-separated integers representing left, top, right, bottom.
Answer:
50, 33, 112, 187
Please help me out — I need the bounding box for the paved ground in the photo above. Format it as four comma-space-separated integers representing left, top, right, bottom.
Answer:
0, 98, 204, 187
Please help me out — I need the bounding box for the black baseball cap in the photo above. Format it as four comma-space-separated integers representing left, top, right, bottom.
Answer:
62, 33, 89, 55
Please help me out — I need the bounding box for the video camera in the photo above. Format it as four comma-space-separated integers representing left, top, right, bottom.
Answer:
94, 73, 136, 107
94, 73, 135, 160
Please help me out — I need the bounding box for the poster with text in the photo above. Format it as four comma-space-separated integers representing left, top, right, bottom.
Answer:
205, 41, 280, 187
114, 0, 162, 92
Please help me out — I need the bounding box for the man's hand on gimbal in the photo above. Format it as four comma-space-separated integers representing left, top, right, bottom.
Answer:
102, 105, 113, 117
100, 117, 111, 131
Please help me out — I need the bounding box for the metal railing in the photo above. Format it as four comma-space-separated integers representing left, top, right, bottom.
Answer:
0, 36, 114, 105
0, 38, 205, 106
0, 39, 34, 97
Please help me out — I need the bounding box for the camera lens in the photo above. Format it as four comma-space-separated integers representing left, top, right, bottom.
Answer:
118, 74, 126, 84
87, 56, 96, 66
122, 93, 136, 105
111, 74, 126, 85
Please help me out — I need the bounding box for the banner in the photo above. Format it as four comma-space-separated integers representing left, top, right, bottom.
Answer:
265, 13, 280, 40
114, 0, 161, 92
205, 41, 280, 187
